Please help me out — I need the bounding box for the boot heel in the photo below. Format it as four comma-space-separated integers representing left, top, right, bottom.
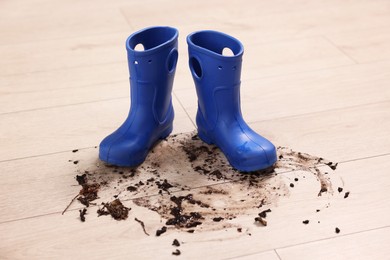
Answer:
198, 130, 213, 145
160, 125, 173, 139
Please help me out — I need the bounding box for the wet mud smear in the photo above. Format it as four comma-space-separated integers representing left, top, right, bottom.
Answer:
68, 131, 343, 234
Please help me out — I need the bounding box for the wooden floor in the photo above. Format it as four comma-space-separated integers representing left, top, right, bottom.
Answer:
1, 0, 390, 259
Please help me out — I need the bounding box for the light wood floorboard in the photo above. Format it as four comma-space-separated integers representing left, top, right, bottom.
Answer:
1, 0, 390, 259
276, 227, 390, 260
2, 100, 385, 222
0, 97, 194, 161
175, 61, 390, 123
1, 155, 389, 259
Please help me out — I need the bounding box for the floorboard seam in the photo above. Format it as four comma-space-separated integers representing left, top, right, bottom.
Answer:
173, 91, 197, 128
274, 224, 390, 253
0, 97, 127, 116
322, 35, 360, 64
247, 100, 390, 124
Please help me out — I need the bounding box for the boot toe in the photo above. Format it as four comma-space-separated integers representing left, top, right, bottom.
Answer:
99, 133, 116, 162
99, 134, 146, 167
228, 137, 277, 172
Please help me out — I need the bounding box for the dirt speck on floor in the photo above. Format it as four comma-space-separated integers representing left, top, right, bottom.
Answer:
79, 208, 87, 222
156, 226, 167, 237
172, 249, 181, 256
172, 239, 180, 247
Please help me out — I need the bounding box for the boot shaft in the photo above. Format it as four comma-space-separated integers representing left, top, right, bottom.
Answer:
127, 26, 178, 81
187, 31, 244, 128
126, 26, 178, 123
187, 30, 243, 84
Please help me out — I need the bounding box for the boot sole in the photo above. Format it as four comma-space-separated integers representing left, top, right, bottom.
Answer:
197, 129, 276, 172
100, 125, 173, 167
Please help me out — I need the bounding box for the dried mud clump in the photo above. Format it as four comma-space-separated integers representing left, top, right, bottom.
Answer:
62, 173, 101, 216
78, 182, 100, 207
156, 226, 167, 237
164, 194, 209, 229
97, 199, 130, 220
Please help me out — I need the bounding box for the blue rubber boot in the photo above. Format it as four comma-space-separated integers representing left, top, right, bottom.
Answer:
187, 30, 277, 172
99, 26, 178, 167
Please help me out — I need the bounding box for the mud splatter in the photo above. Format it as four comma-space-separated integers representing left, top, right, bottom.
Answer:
68, 131, 343, 234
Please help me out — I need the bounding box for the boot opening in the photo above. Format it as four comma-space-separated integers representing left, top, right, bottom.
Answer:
188, 31, 243, 57
127, 27, 178, 52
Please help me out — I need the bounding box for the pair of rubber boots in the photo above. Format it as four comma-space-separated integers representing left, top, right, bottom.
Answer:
99, 26, 277, 172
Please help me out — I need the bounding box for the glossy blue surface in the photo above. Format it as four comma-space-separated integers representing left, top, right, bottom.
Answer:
187, 30, 277, 171
99, 26, 178, 166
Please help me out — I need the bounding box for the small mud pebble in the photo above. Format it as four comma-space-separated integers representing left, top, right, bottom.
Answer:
326, 162, 338, 170
302, 220, 310, 224
212, 217, 224, 222
127, 186, 137, 192
156, 226, 167, 236
156, 179, 173, 191
172, 249, 181, 256
344, 192, 350, 199
255, 217, 267, 226
338, 187, 343, 193
335, 227, 340, 234
172, 239, 180, 247
76, 174, 87, 185
258, 209, 271, 218
318, 186, 328, 196
79, 208, 87, 222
